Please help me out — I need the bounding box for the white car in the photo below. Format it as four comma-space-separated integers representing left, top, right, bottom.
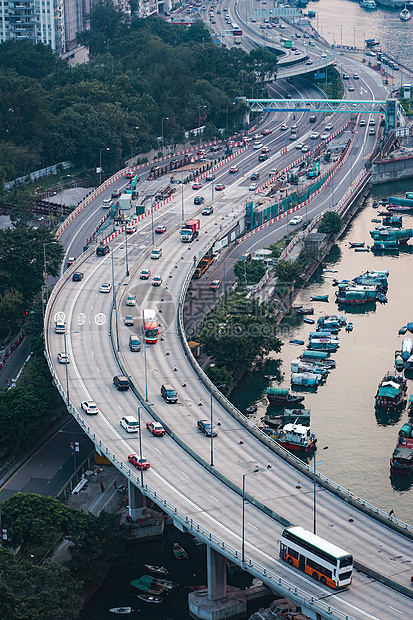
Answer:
321, 51, 327, 58
57, 352, 70, 364
81, 401, 99, 415
325, 123, 333, 131
310, 132, 319, 139
100, 282, 111, 293
301, 145, 310, 153
290, 215, 303, 225
124, 315, 134, 326
253, 142, 263, 149
152, 275, 162, 287
126, 295, 136, 306
295, 142, 304, 150
320, 132, 330, 139
249, 183, 258, 191
280, 124, 288, 131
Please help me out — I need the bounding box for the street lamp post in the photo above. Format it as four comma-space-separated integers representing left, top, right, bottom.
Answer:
111, 249, 119, 351
336, 24, 342, 49
150, 194, 154, 245
99, 147, 110, 186
125, 227, 129, 277
63, 330, 79, 407
161, 117, 169, 153
43, 241, 56, 307
59, 429, 82, 482
313, 446, 328, 534
210, 383, 226, 466
198, 105, 207, 146
242, 468, 260, 563
59, 174, 71, 219
181, 171, 184, 221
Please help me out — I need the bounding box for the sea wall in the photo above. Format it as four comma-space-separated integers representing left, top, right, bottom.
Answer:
371, 153, 413, 184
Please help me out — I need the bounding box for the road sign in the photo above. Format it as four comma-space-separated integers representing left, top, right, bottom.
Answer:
314, 73, 325, 80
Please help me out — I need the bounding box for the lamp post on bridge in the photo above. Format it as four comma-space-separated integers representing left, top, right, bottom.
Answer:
210, 383, 226, 467
99, 147, 110, 186
63, 330, 79, 407
60, 174, 71, 219
242, 468, 261, 563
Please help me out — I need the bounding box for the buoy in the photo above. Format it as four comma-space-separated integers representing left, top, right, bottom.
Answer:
239, 437, 244, 445
349, 514, 354, 522
296, 480, 301, 489
166, 349, 170, 355
174, 365, 177, 372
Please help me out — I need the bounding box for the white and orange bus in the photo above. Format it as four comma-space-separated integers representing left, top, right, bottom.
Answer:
143, 309, 158, 344
280, 526, 353, 588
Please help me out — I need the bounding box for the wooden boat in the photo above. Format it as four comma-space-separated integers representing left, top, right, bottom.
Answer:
398, 326, 408, 335
391, 422, 413, 475
375, 372, 407, 410
311, 295, 329, 302
266, 388, 305, 407
136, 594, 162, 604
245, 405, 257, 414
130, 576, 166, 595
109, 608, 133, 615
155, 578, 175, 590
395, 352, 405, 372
349, 242, 365, 248
173, 543, 188, 560
144, 564, 171, 575
354, 247, 370, 252
292, 304, 303, 310
282, 408, 311, 424
302, 317, 315, 324
345, 322, 353, 332
296, 307, 314, 315
289, 339, 305, 345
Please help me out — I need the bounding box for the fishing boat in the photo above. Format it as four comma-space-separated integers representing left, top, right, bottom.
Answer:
390, 422, 413, 474
349, 242, 365, 248
375, 372, 407, 410
136, 594, 163, 604
261, 416, 283, 429
317, 314, 347, 327
302, 317, 315, 324
387, 205, 413, 214
404, 354, 413, 372
345, 322, 353, 332
282, 408, 311, 424
407, 322, 413, 333
109, 608, 133, 615
300, 350, 336, 368
275, 423, 317, 453
154, 578, 175, 590
399, 326, 408, 335
382, 215, 402, 228
245, 404, 257, 414
308, 339, 339, 352
372, 241, 399, 254
360, 0, 376, 9
130, 576, 166, 595
354, 247, 370, 252
395, 352, 405, 372
289, 339, 305, 345
400, 6, 411, 20
291, 372, 324, 387
402, 338, 413, 360
265, 387, 305, 406
144, 564, 171, 575
296, 307, 314, 315
173, 543, 188, 560
311, 295, 329, 302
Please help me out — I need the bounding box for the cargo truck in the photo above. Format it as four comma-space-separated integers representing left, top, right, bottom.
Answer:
181, 219, 200, 242
118, 193, 132, 210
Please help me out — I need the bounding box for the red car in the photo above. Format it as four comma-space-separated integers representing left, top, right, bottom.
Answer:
128, 454, 150, 470
146, 421, 166, 436
209, 280, 222, 291
261, 129, 272, 136
215, 183, 225, 191
192, 182, 202, 190
155, 225, 166, 234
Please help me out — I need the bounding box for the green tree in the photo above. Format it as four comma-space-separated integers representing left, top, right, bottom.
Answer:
68, 511, 128, 584
274, 259, 304, 285
233, 260, 266, 285
0, 555, 82, 620
1, 494, 82, 554
318, 211, 342, 235
205, 366, 233, 396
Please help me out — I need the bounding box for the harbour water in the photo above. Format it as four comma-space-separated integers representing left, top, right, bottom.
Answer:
231, 178, 413, 525
307, 0, 413, 74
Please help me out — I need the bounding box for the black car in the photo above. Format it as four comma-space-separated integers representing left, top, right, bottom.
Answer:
194, 196, 205, 205
72, 272, 84, 281
96, 244, 110, 256
197, 419, 218, 437
113, 375, 130, 391
111, 189, 121, 199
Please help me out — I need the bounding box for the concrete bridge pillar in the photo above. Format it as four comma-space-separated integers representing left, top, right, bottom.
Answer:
207, 546, 227, 601
128, 480, 146, 521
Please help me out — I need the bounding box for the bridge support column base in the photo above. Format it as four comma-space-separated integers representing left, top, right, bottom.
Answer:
188, 585, 246, 620
128, 480, 146, 522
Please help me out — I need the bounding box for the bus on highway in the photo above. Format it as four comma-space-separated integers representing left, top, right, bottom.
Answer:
279, 526, 353, 589
281, 38, 292, 49
143, 309, 159, 344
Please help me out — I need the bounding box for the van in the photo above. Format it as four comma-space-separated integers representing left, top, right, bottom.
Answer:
129, 335, 141, 352
55, 322, 65, 334
240, 252, 252, 262
96, 244, 110, 256
120, 415, 139, 433
113, 375, 130, 391
161, 383, 178, 403
151, 248, 162, 259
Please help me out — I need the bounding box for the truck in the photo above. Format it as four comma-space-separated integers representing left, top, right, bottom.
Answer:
118, 193, 131, 210
181, 219, 200, 243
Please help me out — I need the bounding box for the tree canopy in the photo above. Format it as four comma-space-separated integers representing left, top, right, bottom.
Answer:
0, 11, 277, 181
318, 211, 342, 235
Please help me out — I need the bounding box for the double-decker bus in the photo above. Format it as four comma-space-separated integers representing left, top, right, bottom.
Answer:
143, 309, 158, 344
280, 526, 353, 589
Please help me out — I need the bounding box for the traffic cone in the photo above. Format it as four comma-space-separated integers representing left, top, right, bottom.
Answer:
217, 419, 221, 426
169, 272, 172, 278
174, 365, 177, 371
182, 379, 187, 387
166, 349, 170, 355
175, 263, 178, 268
349, 514, 354, 522
267, 462, 272, 469
239, 437, 244, 444
159, 308, 162, 313
296, 480, 301, 489
199, 398, 203, 406
160, 336, 164, 341
181, 254, 184, 259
